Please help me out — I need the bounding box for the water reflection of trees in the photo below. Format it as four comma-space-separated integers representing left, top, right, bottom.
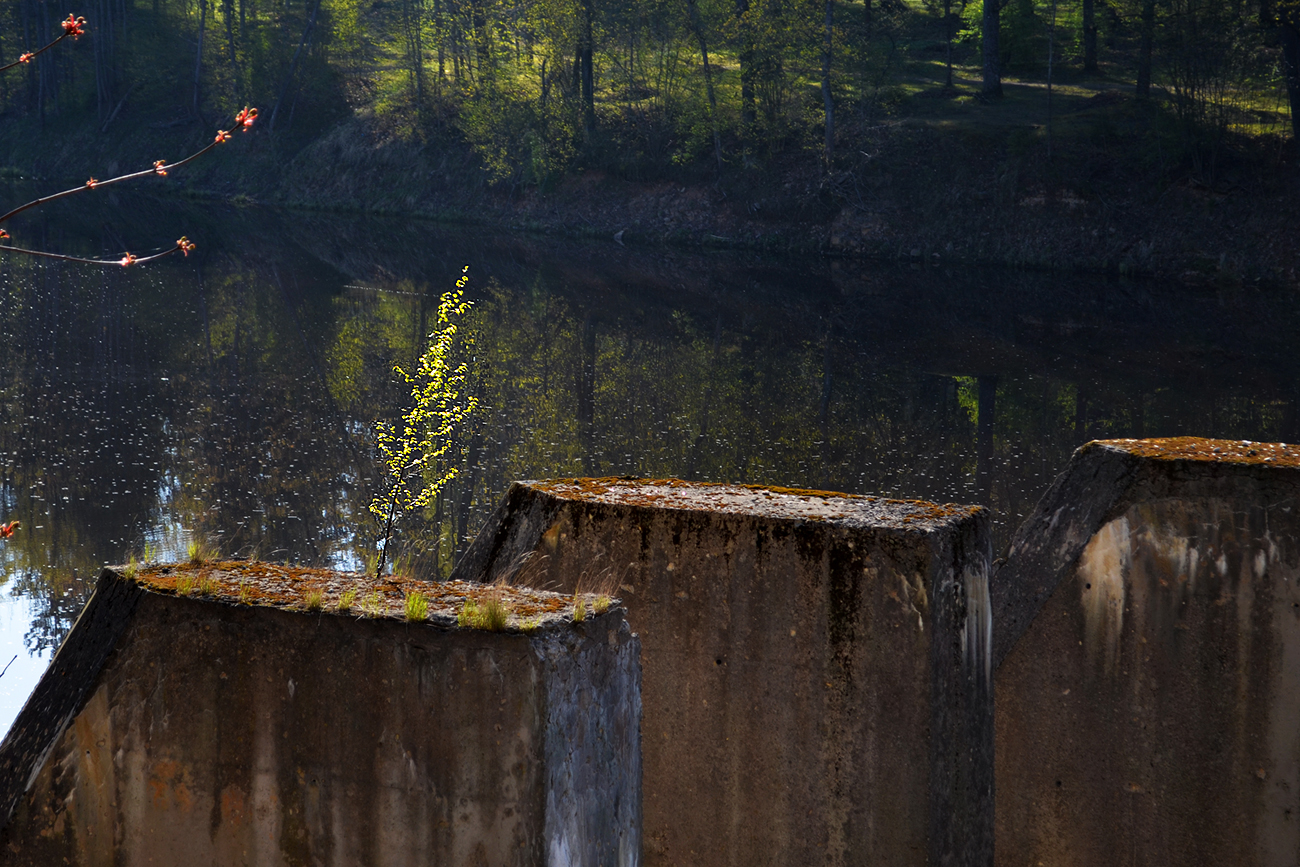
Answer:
4, 201, 1300, 654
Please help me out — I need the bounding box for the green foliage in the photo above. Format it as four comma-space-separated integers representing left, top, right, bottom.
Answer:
187, 538, 213, 565
370, 276, 478, 578
1, 0, 1295, 188
1158, 0, 1256, 184
460, 83, 578, 186
457, 592, 511, 630
361, 590, 386, 617
959, 0, 1042, 70
404, 591, 430, 621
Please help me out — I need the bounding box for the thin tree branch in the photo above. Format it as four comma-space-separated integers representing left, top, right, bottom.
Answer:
0, 240, 190, 267
0, 15, 85, 74
0, 108, 255, 267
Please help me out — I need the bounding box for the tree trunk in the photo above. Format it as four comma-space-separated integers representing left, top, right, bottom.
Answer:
472, 0, 491, 83
223, 0, 240, 102
821, 0, 834, 162
982, 0, 1002, 97
1136, 0, 1155, 98
1281, 21, 1300, 142
435, 0, 445, 87
1082, 0, 1097, 72
737, 0, 755, 131
579, 0, 595, 135
1047, 0, 1056, 160
269, 0, 323, 133
413, 0, 425, 102
578, 317, 596, 474
944, 0, 954, 86
192, 0, 207, 119
94, 0, 116, 120
686, 0, 723, 172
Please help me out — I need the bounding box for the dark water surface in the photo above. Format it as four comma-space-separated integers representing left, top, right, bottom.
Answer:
1, 190, 1297, 732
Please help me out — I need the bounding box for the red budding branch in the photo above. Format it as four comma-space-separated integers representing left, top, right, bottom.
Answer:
0, 15, 256, 267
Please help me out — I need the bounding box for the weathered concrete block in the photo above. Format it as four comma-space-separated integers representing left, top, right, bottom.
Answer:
452, 478, 993, 867
993, 437, 1300, 867
0, 564, 640, 866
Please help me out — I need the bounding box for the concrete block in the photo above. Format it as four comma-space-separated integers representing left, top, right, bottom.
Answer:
0, 564, 640, 866
452, 478, 993, 867
993, 437, 1300, 867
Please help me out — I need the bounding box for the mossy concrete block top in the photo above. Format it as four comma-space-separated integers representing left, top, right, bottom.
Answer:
0, 564, 641, 867
994, 437, 1300, 867
452, 478, 994, 867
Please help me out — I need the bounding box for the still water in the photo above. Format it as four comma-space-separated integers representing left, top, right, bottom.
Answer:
1, 189, 1297, 733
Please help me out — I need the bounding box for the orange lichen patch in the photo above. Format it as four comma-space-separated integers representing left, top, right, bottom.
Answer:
118, 560, 605, 630
534, 477, 860, 501
529, 478, 981, 529
1092, 437, 1300, 467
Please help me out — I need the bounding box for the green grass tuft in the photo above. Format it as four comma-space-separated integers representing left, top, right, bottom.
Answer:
458, 593, 511, 631
404, 591, 429, 622
361, 591, 386, 618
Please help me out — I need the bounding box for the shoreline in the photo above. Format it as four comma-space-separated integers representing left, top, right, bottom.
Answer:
5, 109, 1298, 287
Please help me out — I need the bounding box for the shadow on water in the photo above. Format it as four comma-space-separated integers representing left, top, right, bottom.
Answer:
2, 186, 1299, 722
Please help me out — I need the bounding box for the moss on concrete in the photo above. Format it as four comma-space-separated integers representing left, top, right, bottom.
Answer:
118, 561, 609, 631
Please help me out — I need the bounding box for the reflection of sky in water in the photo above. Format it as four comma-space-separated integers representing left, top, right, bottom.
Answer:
1, 199, 1299, 741
0, 589, 51, 736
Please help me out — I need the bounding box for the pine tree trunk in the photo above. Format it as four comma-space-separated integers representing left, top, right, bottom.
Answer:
737, 0, 755, 130
1082, 0, 1097, 72
945, 0, 954, 86
1136, 0, 1155, 98
579, 0, 595, 135
224, 0, 240, 101
1281, 21, 1300, 142
982, 0, 1002, 97
269, 0, 323, 133
192, 0, 206, 119
686, 0, 723, 171
821, 0, 835, 161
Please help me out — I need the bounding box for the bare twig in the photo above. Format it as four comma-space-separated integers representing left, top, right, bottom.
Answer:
0, 108, 257, 266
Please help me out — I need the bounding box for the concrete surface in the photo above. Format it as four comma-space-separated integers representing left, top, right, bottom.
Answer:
0, 566, 640, 867
452, 478, 994, 867
993, 437, 1300, 867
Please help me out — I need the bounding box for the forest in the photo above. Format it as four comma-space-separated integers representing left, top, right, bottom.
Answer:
2, 0, 1298, 190
2, 0, 1300, 285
